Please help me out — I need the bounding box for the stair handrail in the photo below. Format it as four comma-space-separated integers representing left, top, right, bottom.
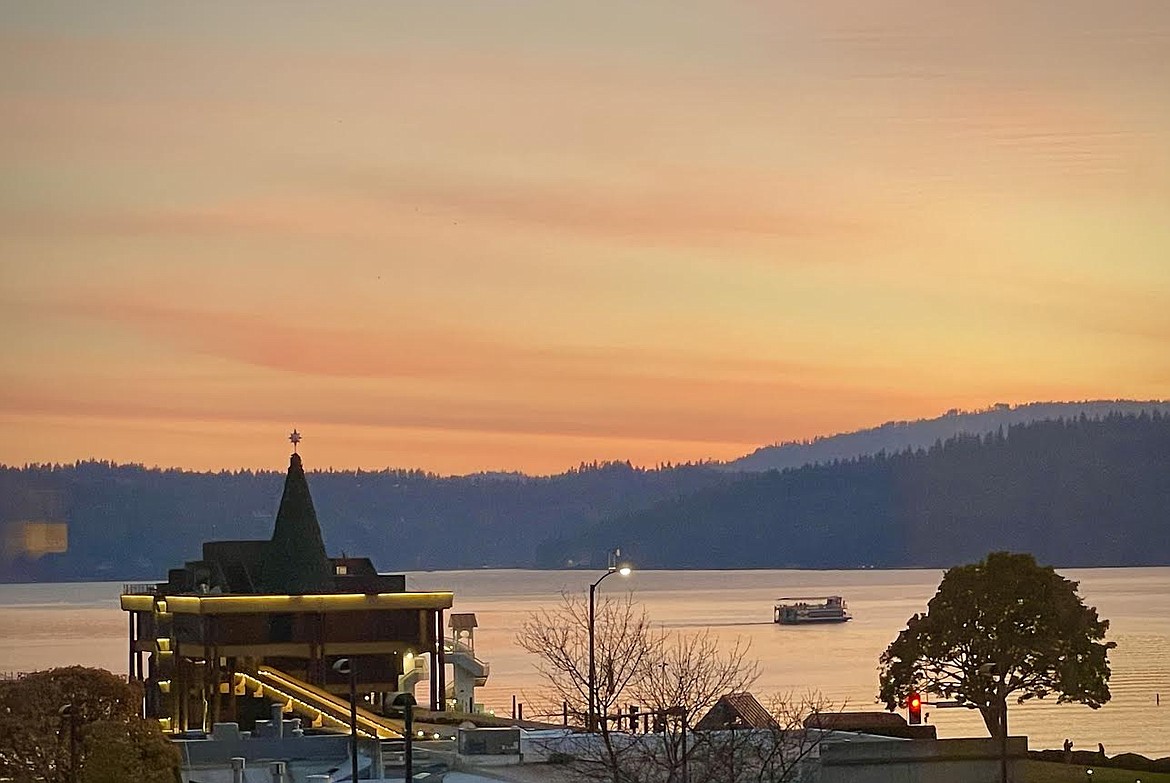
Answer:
246, 667, 404, 739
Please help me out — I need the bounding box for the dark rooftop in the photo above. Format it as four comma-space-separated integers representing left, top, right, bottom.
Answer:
695, 692, 778, 731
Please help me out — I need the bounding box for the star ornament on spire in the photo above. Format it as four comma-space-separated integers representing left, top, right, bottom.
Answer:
289, 429, 302, 453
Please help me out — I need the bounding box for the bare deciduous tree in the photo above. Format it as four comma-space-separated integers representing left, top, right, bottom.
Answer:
628, 631, 760, 783
735, 691, 836, 783
518, 591, 828, 783
518, 590, 660, 728
518, 590, 660, 781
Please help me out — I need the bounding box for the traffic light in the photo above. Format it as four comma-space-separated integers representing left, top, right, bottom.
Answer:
907, 692, 923, 725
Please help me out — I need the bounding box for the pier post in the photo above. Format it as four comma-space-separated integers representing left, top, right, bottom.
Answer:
127, 613, 135, 684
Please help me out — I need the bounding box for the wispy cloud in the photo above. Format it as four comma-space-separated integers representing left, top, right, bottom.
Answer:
1, 165, 883, 252
0, 295, 941, 445
2, 1, 1169, 472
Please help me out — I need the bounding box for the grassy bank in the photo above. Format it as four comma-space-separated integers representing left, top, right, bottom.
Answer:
1022, 760, 1170, 782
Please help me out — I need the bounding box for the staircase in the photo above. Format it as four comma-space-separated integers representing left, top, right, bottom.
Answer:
445, 637, 490, 687
235, 667, 403, 739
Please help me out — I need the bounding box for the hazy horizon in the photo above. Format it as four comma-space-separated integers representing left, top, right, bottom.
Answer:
2, 398, 1165, 476
4, 2, 1169, 474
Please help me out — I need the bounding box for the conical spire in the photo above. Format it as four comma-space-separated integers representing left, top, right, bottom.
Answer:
263, 453, 333, 594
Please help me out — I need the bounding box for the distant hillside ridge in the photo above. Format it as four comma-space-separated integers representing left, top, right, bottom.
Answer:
0, 460, 733, 583
727, 400, 1170, 472
541, 412, 1170, 570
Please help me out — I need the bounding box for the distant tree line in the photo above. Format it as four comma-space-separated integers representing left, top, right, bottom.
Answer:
3, 412, 1168, 582
542, 412, 1170, 569
727, 399, 1170, 472
0, 459, 731, 582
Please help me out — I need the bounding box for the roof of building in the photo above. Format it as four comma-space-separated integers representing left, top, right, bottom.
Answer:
804, 711, 936, 740
694, 692, 778, 731
805, 712, 908, 730
262, 453, 334, 594
450, 613, 479, 630
147, 451, 407, 597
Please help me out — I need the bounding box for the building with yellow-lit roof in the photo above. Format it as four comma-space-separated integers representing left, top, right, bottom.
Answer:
121, 450, 454, 733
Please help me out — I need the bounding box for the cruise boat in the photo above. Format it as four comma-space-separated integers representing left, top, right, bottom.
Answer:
773, 595, 852, 624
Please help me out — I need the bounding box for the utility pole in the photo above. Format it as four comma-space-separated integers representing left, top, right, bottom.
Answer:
332, 659, 359, 782
587, 550, 632, 732
58, 704, 79, 783
391, 692, 417, 783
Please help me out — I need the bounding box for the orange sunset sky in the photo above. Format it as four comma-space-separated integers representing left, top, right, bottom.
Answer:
2, 2, 1169, 475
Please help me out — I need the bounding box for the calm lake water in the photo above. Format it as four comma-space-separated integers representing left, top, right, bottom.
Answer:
1, 568, 1167, 757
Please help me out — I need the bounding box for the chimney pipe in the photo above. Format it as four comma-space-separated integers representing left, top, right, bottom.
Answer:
270, 703, 284, 738
230, 757, 245, 783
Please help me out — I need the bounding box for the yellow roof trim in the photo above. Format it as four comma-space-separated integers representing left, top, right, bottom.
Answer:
121, 595, 155, 611
150, 592, 453, 615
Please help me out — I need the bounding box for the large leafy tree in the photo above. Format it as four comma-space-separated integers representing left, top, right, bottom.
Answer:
0, 667, 178, 783
878, 551, 1115, 736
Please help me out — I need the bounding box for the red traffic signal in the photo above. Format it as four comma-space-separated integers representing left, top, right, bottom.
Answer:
907, 692, 923, 725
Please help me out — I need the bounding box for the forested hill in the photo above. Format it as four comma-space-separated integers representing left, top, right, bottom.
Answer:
0, 461, 732, 583
539, 413, 1170, 569
727, 400, 1170, 472
4, 412, 1169, 582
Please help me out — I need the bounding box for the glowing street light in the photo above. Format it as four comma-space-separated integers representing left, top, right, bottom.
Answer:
588, 548, 632, 732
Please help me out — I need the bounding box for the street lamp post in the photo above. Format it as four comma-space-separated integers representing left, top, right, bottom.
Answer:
389, 692, 417, 783
587, 549, 632, 732
332, 658, 359, 782
58, 703, 79, 783
1000, 699, 1007, 783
